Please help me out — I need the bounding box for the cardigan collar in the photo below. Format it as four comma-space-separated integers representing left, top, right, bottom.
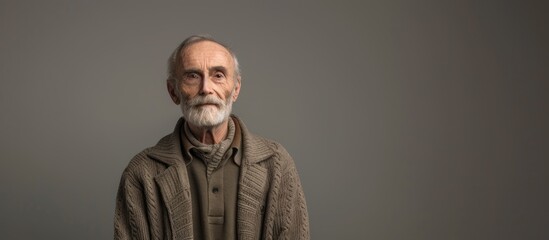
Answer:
148, 115, 274, 239
146, 115, 274, 167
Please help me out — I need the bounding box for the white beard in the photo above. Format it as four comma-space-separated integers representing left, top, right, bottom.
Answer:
180, 90, 234, 128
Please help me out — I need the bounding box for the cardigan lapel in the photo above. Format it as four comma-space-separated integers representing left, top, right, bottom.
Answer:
236, 163, 268, 240
233, 116, 275, 240
155, 165, 194, 240
147, 118, 194, 239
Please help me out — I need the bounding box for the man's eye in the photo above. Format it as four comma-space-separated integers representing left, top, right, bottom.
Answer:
214, 72, 225, 79
186, 73, 200, 79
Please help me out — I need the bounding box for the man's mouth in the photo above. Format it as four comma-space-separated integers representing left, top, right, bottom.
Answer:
195, 103, 218, 108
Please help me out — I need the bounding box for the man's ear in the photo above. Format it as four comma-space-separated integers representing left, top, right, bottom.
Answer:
167, 79, 180, 105
232, 76, 241, 102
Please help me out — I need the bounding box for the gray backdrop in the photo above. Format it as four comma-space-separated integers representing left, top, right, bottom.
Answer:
1, 1, 548, 239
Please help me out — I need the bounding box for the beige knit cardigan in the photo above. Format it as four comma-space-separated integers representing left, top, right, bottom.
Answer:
114, 116, 310, 240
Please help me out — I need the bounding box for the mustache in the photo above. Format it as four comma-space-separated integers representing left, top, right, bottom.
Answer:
186, 95, 225, 107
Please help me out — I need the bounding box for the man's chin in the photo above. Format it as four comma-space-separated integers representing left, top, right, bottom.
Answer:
191, 118, 225, 129
183, 110, 227, 128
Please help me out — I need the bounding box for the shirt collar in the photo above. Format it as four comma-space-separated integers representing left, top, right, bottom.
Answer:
180, 116, 242, 166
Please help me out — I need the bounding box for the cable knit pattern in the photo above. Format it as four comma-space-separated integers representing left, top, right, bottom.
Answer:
114, 115, 309, 240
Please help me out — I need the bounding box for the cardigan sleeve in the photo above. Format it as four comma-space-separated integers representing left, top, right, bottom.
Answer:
114, 168, 151, 240
275, 150, 311, 240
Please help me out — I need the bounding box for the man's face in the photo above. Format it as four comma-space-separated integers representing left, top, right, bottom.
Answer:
168, 41, 241, 128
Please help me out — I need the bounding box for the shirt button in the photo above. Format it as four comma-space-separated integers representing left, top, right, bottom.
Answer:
212, 187, 219, 193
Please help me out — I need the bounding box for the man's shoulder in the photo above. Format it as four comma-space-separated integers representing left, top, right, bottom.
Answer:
121, 133, 175, 178
253, 134, 289, 156
234, 115, 294, 164
120, 147, 158, 177
245, 131, 295, 169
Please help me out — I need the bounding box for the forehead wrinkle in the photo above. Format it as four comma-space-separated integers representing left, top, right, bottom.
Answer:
180, 41, 235, 73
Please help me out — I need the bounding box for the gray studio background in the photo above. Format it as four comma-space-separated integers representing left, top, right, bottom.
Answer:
1, 1, 548, 239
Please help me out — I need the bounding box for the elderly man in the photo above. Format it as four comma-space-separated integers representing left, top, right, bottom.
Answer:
114, 35, 310, 240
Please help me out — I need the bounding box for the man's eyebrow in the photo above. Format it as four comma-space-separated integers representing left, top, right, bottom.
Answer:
210, 66, 228, 73
182, 68, 202, 74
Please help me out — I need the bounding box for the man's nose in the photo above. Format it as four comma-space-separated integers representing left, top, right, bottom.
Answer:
199, 77, 214, 95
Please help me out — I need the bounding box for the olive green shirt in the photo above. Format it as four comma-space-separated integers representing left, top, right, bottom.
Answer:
181, 118, 242, 240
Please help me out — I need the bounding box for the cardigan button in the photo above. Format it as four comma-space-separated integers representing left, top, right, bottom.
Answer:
212, 187, 219, 193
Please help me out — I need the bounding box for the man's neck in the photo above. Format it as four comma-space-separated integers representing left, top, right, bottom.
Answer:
187, 120, 229, 145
